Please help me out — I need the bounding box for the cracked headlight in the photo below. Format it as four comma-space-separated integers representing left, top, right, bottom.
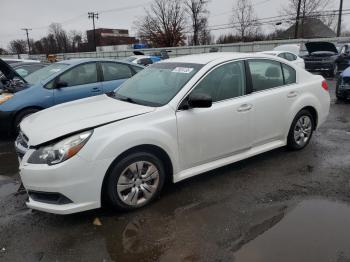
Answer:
28, 130, 93, 165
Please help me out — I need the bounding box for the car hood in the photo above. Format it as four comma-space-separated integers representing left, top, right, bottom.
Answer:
0, 58, 26, 82
305, 42, 338, 54
20, 94, 156, 146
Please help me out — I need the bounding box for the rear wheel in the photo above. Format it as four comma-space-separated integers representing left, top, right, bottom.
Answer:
105, 152, 165, 211
13, 108, 40, 135
287, 110, 314, 150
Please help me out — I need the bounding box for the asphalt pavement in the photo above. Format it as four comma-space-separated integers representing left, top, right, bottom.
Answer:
0, 80, 350, 262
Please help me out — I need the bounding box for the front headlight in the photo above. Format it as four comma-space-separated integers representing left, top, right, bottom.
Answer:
0, 94, 13, 105
28, 130, 93, 165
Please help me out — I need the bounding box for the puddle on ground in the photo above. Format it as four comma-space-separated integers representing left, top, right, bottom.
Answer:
234, 199, 350, 262
0, 181, 19, 199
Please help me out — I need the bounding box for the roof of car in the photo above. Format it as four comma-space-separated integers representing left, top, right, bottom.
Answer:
57, 58, 143, 66
160, 52, 276, 65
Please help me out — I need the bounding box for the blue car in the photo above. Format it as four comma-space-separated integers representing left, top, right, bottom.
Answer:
0, 58, 144, 135
336, 66, 350, 100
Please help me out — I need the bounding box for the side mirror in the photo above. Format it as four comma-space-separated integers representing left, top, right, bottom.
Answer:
55, 80, 68, 88
188, 93, 212, 108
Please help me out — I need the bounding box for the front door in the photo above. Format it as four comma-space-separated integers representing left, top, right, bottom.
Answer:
176, 60, 253, 170
53, 62, 102, 105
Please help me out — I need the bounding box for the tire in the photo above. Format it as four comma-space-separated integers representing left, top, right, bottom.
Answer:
13, 108, 40, 136
105, 151, 165, 211
287, 110, 315, 150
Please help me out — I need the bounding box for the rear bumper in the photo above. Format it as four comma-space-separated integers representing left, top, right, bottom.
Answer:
0, 110, 14, 134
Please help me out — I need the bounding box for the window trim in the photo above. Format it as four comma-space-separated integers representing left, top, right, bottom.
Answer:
177, 59, 248, 111
245, 58, 297, 95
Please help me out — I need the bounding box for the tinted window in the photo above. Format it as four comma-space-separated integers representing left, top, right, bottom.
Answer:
191, 61, 245, 102
248, 60, 284, 91
58, 63, 97, 87
101, 62, 132, 81
284, 53, 297, 61
278, 53, 286, 59
282, 64, 296, 85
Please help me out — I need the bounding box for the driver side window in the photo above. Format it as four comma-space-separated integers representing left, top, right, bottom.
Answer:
191, 61, 246, 102
57, 63, 98, 88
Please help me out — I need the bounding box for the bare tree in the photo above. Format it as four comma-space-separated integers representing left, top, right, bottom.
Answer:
283, 0, 335, 36
49, 23, 70, 52
231, 0, 260, 41
136, 0, 186, 47
69, 30, 83, 52
8, 39, 27, 54
184, 0, 211, 46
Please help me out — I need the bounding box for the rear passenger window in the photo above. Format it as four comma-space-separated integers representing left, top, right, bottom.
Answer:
101, 62, 132, 81
248, 60, 284, 91
191, 61, 245, 102
282, 64, 296, 85
285, 53, 297, 61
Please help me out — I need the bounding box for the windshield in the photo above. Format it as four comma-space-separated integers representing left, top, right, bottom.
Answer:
24, 63, 69, 85
115, 62, 203, 107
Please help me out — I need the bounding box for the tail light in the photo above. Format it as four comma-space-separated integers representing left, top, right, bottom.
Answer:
322, 80, 329, 91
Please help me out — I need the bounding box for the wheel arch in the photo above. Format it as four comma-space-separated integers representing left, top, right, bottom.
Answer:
100, 144, 174, 205
299, 105, 318, 130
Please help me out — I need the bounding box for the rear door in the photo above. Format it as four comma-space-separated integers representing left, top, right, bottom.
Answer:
53, 62, 102, 105
100, 62, 133, 93
246, 59, 298, 146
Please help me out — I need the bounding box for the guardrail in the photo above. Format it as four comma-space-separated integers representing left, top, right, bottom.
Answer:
2, 37, 350, 62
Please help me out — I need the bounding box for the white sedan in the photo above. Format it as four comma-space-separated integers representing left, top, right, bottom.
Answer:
259, 51, 305, 69
16, 52, 330, 214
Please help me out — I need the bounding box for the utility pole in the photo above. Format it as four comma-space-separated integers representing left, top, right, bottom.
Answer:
21, 28, 32, 54
294, 0, 302, 39
337, 0, 343, 37
88, 12, 99, 52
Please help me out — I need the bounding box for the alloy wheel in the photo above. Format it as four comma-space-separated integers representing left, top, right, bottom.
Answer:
293, 115, 312, 147
117, 161, 160, 206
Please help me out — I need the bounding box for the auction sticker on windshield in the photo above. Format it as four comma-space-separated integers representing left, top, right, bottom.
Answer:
172, 67, 194, 74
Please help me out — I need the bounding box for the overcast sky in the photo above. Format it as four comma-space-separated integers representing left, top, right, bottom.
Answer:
0, 0, 349, 49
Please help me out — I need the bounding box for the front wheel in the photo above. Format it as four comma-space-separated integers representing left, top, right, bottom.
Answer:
105, 152, 165, 211
287, 110, 314, 150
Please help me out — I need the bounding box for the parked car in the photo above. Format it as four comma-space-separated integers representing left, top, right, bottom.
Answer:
124, 55, 154, 66
10, 62, 49, 77
0, 58, 144, 135
273, 44, 309, 57
16, 52, 330, 214
259, 51, 305, 68
335, 66, 350, 100
335, 43, 350, 75
2, 58, 40, 64
302, 42, 339, 77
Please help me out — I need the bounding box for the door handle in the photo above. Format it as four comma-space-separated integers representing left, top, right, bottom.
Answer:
91, 87, 101, 92
237, 104, 253, 112
287, 91, 298, 98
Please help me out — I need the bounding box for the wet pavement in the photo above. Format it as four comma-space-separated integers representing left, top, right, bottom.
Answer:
0, 80, 350, 262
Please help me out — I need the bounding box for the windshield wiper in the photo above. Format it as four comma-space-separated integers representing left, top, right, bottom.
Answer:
113, 93, 138, 104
